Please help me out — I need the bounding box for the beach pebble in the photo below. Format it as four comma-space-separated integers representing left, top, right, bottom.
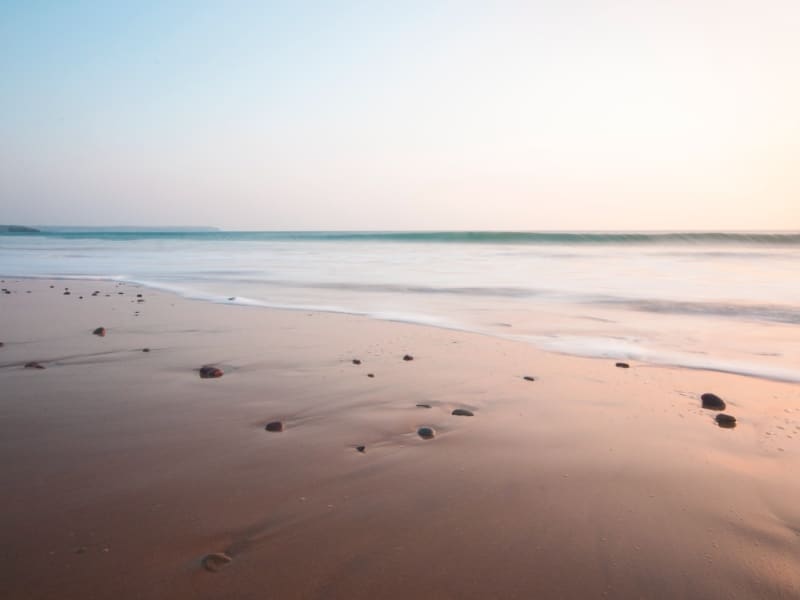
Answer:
452, 408, 474, 417
0, 342, 4, 347
716, 414, 737, 428
615, 362, 630, 368
356, 445, 366, 453
417, 426, 436, 439
92, 327, 106, 337
136, 294, 142, 298
701, 393, 726, 411
403, 354, 414, 361
352, 359, 361, 365
416, 403, 432, 409
199, 365, 224, 379
265, 421, 284, 432
63, 291, 70, 295
24, 362, 45, 369
523, 375, 536, 381
142, 348, 150, 353
367, 373, 375, 378
201, 553, 232, 572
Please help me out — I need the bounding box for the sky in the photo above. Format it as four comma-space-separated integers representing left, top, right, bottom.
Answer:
1, 0, 798, 230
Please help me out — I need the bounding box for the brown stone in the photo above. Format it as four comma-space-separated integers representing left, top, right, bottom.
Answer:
701, 393, 726, 411
201, 553, 232, 572
452, 408, 474, 416
615, 362, 630, 368
403, 354, 414, 361
92, 327, 106, 337
716, 414, 737, 428
199, 365, 223, 379
24, 362, 45, 369
265, 421, 284, 432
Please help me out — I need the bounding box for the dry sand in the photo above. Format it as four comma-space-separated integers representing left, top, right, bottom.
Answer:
1, 278, 799, 599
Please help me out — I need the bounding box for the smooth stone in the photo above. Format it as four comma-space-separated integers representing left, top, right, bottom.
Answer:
523, 375, 536, 381
356, 445, 366, 453
615, 362, 630, 368
265, 421, 284, 432
452, 408, 474, 416
136, 294, 143, 298
199, 365, 224, 379
716, 414, 737, 428
352, 359, 361, 365
0, 342, 4, 347
201, 553, 232, 572
63, 291, 70, 295
701, 393, 726, 411
403, 354, 414, 361
142, 348, 150, 353
24, 362, 45, 369
367, 373, 375, 378
416, 404, 432, 409
92, 327, 106, 337
417, 426, 436, 439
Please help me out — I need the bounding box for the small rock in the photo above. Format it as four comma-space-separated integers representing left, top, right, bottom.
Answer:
523, 375, 536, 381
92, 327, 106, 337
352, 359, 361, 365
716, 414, 737, 428
201, 552, 232, 572
403, 354, 414, 361
199, 365, 224, 379
0, 342, 4, 347
416, 404, 432, 409
265, 421, 284, 432
228, 297, 236, 301
136, 294, 142, 298
49, 285, 54, 288
367, 373, 375, 378
417, 426, 436, 439
356, 445, 366, 453
452, 408, 474, 417
142, 348, 150, 353
615, 362, 630, 368
63, 291, 70, 295
701, 393, 726, 411
24, 362, 45, 369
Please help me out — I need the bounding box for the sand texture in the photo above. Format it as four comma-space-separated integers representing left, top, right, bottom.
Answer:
1, 278, 800, 599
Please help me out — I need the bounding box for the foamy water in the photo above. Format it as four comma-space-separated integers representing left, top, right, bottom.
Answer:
1, 230, 799, 381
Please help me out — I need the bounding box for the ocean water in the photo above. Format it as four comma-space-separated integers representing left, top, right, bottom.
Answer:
1, 231, 799, 382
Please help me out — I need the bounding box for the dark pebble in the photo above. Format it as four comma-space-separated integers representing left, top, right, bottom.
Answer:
403, 354, 414, 361
523, 375, 536, 381
615, 362, 630, 368
352, 359, 361, 365
92, 327, 106, 337
49, 285, 54, 288
201, 553, 232, 572
79, 296, 83, 299
356, 445, 366, 453
142, 348, 150, 353
701, 393, 726, 411
199, 365, 224, 379
367, 373, 375, 378
452, 408, 474, 416
417, 426, 436, 439
136, 294, 142, 298
24, 362, 45, 369
228, 297, 236, 301
0, 342, 4, 347
265, 421, 284, 432
63, 291, 70, 295
416, 404, 432, 409
716, 414, 737, 428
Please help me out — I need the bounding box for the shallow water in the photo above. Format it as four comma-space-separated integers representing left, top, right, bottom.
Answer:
1, 230, 799, 381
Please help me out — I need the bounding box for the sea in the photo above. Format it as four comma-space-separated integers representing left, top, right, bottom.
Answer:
1, 230, 799, 382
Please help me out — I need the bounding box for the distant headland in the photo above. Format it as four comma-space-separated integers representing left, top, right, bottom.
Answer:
0, 225, 41, 233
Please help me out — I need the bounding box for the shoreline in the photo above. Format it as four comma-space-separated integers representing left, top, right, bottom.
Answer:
2, 277, 800, 599
3, 273, 799, 385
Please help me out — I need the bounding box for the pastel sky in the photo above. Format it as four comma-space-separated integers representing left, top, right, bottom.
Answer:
1, 1, 798, 230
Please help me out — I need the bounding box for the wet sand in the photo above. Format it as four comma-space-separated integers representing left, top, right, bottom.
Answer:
1, 278, 800, 599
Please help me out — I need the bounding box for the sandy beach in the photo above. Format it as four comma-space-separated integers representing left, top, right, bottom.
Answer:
2, 277, 800, 599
